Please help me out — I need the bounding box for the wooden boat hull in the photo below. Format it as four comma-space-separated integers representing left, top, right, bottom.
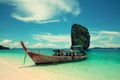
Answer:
27, 51, 87, 64
20, 41, 87, 64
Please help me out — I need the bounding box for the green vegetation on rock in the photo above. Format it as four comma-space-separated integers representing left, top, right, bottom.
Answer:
71, 24, 90, 50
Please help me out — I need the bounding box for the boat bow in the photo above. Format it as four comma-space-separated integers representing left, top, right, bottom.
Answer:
20, 41, 28, 52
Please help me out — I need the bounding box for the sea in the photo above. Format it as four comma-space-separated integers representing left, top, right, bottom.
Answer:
0, 48, 120, 80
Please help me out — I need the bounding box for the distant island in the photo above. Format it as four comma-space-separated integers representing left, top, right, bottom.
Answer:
92, 47, 120, 49
0, 45, 10, 50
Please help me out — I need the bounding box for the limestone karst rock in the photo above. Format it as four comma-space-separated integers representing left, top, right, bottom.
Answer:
71, 24, 90, 50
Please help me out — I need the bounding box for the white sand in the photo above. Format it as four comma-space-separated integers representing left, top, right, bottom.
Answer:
0, 59, 71, 80
0, 60, 37, 80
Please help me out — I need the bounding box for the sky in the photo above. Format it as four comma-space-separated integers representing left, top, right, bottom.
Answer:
0, 0, 120, 48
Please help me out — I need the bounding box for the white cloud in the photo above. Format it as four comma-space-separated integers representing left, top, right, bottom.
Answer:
32, 31, 120, 48
24, 42, 58, 48
32, 33, 71, 48
1, 30, 119, 48
0, 36, 70, 48
28, 42, 42, 48
2, 0, 81, 24
100, 31, 120, 35
90, 31, 120, 48
45, 43, 56, 47
0, 39, 20, 48
32, 33, 71, 43
0, 39, 12, 44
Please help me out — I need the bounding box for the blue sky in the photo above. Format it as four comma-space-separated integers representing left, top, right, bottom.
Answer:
0, 0, 120, 48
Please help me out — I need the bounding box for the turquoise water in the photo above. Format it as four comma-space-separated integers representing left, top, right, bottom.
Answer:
0, 49, 120, 80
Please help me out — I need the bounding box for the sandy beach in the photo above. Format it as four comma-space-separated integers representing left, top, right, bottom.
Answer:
0, 59, 71, 80
0, 59, 38, 80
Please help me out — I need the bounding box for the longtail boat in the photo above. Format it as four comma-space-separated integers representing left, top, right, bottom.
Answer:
20, 41, 87, 65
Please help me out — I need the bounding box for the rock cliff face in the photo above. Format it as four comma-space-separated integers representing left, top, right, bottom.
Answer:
71, 24, 90, 50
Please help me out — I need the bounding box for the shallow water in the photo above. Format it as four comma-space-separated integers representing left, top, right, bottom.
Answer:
0, 49, 120, 80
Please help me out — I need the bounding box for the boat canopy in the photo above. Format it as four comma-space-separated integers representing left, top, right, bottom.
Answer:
53, 49, 80, 53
